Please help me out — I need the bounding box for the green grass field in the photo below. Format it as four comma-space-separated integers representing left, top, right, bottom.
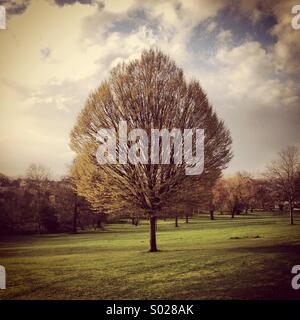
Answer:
1, 213, 300, 300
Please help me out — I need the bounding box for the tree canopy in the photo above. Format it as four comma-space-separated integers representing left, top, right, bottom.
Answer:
70, 49, 232, 251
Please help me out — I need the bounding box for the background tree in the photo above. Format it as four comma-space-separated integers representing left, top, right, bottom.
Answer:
25, 163, 51, 232
38, 201, 58, 233
252, 179, 276, 212
236, 172, 255, 214
265, 146, 300, 225
51, 177, 80, 233
215, 172, 256, 218
70, 49, 232, 252
26, 163, 51, 182
0, 173, 10, 187
222, 176, 243, 218
212, 178, 228, 214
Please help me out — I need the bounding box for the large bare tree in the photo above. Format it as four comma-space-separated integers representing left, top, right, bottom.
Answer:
70, 49, 232, 251
266, 146, 300, 225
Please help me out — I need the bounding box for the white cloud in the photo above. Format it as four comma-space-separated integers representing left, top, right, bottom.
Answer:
270, 0, 300, 75
217, 29, 233, 43
203, 41, 299, 110
206, 21, 217, 33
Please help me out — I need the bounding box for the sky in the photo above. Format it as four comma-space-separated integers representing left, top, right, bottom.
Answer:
0, 0, 299, 178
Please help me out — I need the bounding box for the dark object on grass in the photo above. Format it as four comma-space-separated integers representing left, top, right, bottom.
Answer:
229, 235, 260, 240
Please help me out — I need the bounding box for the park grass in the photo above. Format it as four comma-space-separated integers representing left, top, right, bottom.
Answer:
1, 212, 300, 300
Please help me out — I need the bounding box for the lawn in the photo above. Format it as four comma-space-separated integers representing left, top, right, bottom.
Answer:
1, 213, 300, 300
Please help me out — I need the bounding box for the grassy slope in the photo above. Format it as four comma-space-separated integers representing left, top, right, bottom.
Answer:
0, 213, 300, 300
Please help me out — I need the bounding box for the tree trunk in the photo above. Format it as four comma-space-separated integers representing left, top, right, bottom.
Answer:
185, 214, 189, 223
149, 216, 158, 252
289, 200, 294, 225
290, 209, 294, 225
175, 216, 179, 227
231, 210, 234, 219
73, 200, 78, 234
210, 209, 214, 220
132, 217, 139, 226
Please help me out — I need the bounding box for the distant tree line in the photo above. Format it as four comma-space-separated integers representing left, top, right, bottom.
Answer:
212, 146, 300, 224
1, 146, 299, 236
0, 164, 104, 235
